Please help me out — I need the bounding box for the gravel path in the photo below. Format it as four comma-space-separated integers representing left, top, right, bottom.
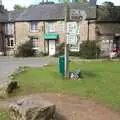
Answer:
0, 57, 56, 82
0, 93, 120, 120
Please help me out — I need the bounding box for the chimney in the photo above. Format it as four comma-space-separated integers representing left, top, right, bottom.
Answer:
89, 0, 97, 5
0, 0, 2, 5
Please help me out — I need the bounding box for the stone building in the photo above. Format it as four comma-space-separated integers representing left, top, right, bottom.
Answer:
14, 2, 96, 56
0, 0, 120, 56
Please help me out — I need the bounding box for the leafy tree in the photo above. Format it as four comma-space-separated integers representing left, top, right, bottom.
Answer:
102, 1, 114, 7
15, 40, 35, 57
80, 40, 101, 59
72, 0, 87, 3
97, 1, 120, 21
13, 4, 26, 11
58, 0, 87, 3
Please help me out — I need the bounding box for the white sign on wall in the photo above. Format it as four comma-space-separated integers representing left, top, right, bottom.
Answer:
67, 34, 77, 45
70, 9, 87, 21
67, 22, 78, 45
67, 22, 77, 34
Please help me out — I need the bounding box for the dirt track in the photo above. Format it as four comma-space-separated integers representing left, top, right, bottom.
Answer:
0, 93, 120, 120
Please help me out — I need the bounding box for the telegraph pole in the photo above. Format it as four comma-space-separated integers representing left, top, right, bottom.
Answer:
64, 1, 69, 78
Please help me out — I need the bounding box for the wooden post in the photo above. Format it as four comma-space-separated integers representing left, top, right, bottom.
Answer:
64, 2, 69, 78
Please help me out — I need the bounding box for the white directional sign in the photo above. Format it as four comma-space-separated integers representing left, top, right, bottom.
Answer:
67, 34, 77, 45
67, 22, 77, 34
67, 22, 77, 45
70, 9, 87, 21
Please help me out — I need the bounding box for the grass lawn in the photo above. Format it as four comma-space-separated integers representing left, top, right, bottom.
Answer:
12, 61, 120, 110
0, 111, 8, 120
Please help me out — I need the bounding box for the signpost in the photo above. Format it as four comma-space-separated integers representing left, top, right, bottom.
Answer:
64, 5, 87, 78
67, 22, 77, 45
70, 9, 87, 22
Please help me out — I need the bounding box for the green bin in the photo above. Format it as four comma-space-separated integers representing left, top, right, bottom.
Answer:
59, 56, 65, 75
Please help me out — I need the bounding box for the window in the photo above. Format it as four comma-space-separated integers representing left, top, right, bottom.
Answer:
32, 38, 40, 49
48, 22, 55, 32
30, 22, 38, 32
60, 22, 64, 32
7, 38, 14, 47
5, 23, 14, 35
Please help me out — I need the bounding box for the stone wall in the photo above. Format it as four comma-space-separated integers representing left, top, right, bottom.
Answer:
9, 97, 56, 120
15, 21, 65, 53
0, 24, 5, 54
80, 21, 96, 41
15, 22, 44, 52
96, 22, 120, 54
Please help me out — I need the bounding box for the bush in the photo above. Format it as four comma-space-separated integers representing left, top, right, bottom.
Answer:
54, 42, 65, 57
80, 40, 101, 59
69, 51, 80, 57
15, 40, 35, 57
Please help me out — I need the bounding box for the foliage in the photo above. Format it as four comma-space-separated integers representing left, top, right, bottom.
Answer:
97, 2, 120, 21
13, 4, 26, 11
72, 0, 87, 3
69, 51, 80, 57
0, 112, 8, 120
80, 40, 100, 59
54, 42, 65, 57
58, 0, 87, 3
14, 61, 120, 110
15, 40, 35, 57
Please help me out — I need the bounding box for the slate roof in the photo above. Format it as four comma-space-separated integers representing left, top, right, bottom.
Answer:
97, 5, 120, 21
0, 5, 8, 22
8, 10, 25, 22
16, 3, 96, 22
0, 12, 8, 22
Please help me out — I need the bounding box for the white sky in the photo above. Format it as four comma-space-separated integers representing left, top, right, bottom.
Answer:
2, 0, 120, 10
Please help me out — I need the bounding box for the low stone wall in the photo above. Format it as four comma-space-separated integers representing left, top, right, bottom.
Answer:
9, 97, 57, 120
0, 80, 18, 98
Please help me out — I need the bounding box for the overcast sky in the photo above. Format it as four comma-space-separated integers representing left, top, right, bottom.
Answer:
2, 0, 120, 10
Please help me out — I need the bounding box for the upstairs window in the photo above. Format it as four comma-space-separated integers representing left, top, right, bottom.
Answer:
30, 22, 38, 32
59, 22, 64, 32
5, 23, 14, 35
48, 22, 55, 32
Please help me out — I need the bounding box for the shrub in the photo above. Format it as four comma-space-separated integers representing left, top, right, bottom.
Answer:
54, 42, 65, 57
69, 51, 80, 57
80, 40, 101, 59
15, 40, 35, 57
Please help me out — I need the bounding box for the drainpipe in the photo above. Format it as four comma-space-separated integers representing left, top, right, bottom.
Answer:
3, 24, 6, 56
43, 21, 46, 54
87, 20, 89, 41
14, 22, 16, 55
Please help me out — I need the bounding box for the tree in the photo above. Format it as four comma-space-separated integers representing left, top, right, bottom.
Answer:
58, 0, 87, 3
97, 1, 120, 21
72, 0, 87, 3
102, 1, 114, 7
13, 4, 26, 11
80, 40, 101, 59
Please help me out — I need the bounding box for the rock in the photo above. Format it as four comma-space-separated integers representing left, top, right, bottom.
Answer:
9, 97, 56, 120
0, 80, 18, 98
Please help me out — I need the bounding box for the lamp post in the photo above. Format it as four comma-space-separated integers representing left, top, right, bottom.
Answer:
64, 1, 69, 78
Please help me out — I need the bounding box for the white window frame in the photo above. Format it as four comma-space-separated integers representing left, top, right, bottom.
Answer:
5, 23, 14, 35
32, 37, 39, 49
48, 22, 55, 32
59, 22, 65, 32
7, 38, 14, 47
30, 22, 38, 32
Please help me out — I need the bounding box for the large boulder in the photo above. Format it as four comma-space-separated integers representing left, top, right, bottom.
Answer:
0, 80, 18, 98
9, 97, 56, 120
